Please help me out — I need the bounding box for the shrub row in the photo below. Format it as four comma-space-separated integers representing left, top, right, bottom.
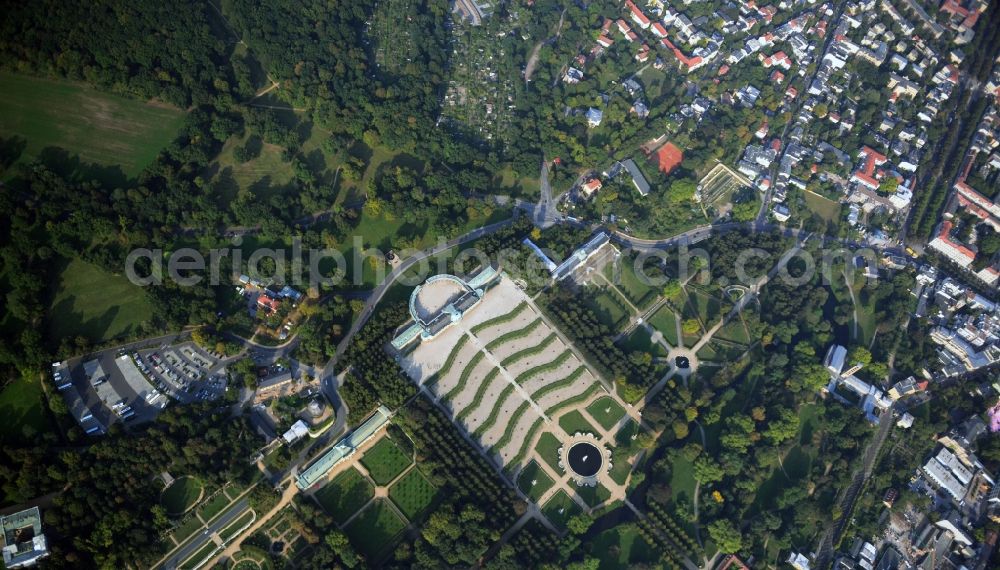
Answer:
471, 302, 529, 335
485, 318, 543, 351
499, 332, 556, 367
444, 349, 485, 401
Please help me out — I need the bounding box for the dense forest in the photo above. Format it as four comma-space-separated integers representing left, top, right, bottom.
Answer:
0, 402, 262, 567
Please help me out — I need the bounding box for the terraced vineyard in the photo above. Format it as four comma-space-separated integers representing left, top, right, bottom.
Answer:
399, 276, 610, 470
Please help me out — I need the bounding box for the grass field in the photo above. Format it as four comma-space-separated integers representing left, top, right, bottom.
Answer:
220, 511, 256, 542
605, 261, 658, 309
388, 468, 437, 521
685, 288, 721, 327
609, 454, 632, 485
161, 477, 203, 516
361, 437, 413, 486
714, 319, 750, 344
48, 258, 154, 344
197, 491, 232, 523
618, 327, 668, 358
541, 490, 583, 530
590, 523, 660, 570
669, 457, 697, 509
585, 397, 626, 431
231, 545, 275, 570
648, 306, 679, 347
576, 483, 613, 508
804, 191, 842, 224
696, 343, 718, 360
180, 541, 217, 570
516, 460, 555, 502
586, 289, 631, 330
558, 410, 600, 436
171, 515, 205, 544
314, 467, 375, 524
0, 374, 47, 445
535, 432, 563, 472
345, 500, 407, 559
615, 419, 639, 446
0, 72, 186, 182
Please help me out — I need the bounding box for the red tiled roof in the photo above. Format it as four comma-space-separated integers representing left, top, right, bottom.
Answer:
660, 37, 702, 69
257, 296, 281, 313
934, 220, 976, 260
653, 142, 684, 175
625, 0, 651, 26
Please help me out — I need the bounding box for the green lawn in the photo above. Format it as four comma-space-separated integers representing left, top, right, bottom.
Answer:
604, 260, 658, 309
714, 319, 750, 344
180, 541, 218, 570
648, 306, 679, 347
516, 460, 555, 502
585, 397, 626, 431
197, 491, 232, 523
494, 164, 539, 199
618, 327, 668, 358
0, 374, 47, 444
0, 72, 186, 182
388, 468, 437, 521
220, 511, 256, 542
685, 288, 721, 327
161, 476, 203, 516
798, 403, 821, 446
314, 467, 375, 524
614, 419, 639, 446
576, 483, 613, 508
535, 431, 563, 472
590, 523, 660, 570
609, 455, 632, 486
360, 437, 412, 485
48, 258, 154, 344
171, 516, 204, 544
559, 410, 600, 436
541, 490, 583, 530
586, 289, 631, 330
669, 457, 697, 509
344, 500, 407, 560
696, 343, 718, 360
210, 133, 298, 205
804, 191, 842, 224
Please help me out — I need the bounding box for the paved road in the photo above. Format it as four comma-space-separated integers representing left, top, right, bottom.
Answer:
157, 498, 250, 570
756, 0, 849, 221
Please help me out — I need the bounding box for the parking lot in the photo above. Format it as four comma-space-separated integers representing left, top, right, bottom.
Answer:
137, 342, 228, 405
55, 339, 230, 434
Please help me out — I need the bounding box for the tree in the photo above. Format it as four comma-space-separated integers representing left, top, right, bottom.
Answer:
566, 514, 593, 535
682, 319, 701, 335
673, 420, 690, 439
666, 179, 696, 203
707, 519, 743, 554
693, 456, 725, 484
662, 279, 683, 301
